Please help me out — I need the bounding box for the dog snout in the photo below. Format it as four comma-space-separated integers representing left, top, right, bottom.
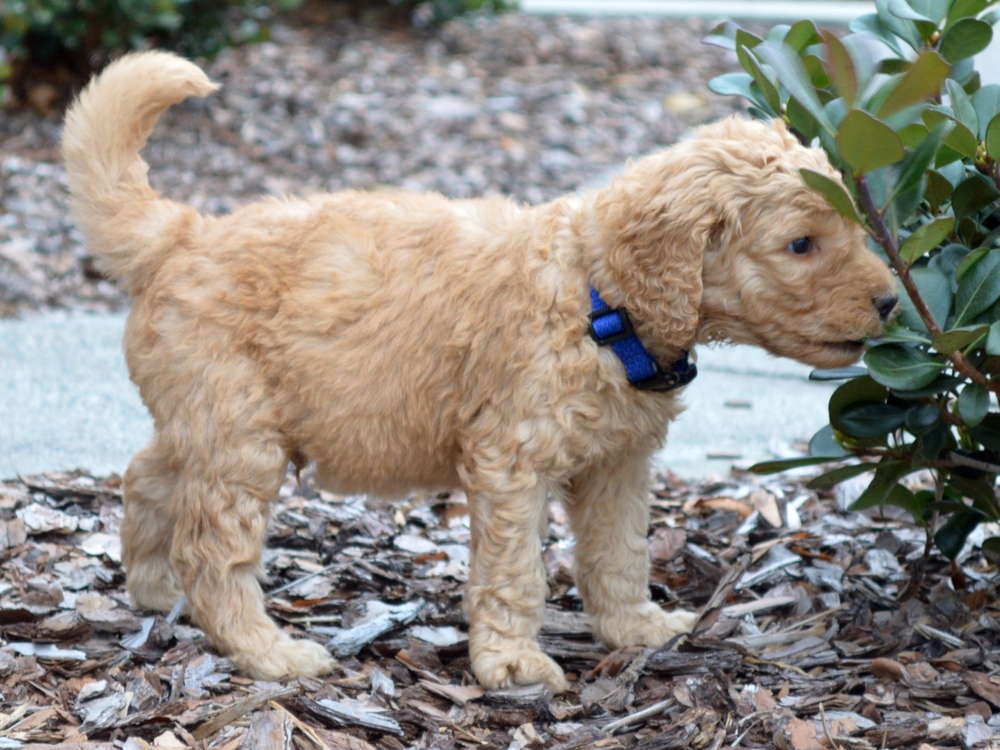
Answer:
873, 292, 898, 322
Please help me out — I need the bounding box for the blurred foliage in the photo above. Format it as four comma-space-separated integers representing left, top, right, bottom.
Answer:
0, 0, 302, 107
713, 0, 1000, 566
0, 0, 513, 108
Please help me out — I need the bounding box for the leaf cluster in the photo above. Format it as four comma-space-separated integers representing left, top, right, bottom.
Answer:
713, 0, 1000, 560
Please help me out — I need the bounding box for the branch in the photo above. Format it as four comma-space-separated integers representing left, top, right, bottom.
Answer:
855, 177, 1000, 395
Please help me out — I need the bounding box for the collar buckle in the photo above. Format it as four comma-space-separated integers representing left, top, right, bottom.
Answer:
632, 356, 698, 393
588, 307, 635, 346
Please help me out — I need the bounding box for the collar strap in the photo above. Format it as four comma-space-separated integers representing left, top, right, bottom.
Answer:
588, 287, 697, 393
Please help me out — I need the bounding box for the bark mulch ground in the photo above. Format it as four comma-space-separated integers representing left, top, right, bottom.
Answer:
2, 465, 998, 749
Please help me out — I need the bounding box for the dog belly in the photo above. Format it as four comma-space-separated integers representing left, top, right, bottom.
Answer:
307, 428, 459, 499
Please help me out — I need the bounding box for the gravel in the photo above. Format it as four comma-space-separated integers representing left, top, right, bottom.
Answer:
0, 12, 746, 318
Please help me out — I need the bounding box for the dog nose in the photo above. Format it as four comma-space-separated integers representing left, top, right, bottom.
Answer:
873, 293, 898, 322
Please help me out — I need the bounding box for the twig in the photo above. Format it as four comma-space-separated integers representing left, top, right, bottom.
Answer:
269, 700, 329, 750
603, 698, 673, 733
856, 177, 999, 395
191, 684, 299, 740
945, 451, 1000, 474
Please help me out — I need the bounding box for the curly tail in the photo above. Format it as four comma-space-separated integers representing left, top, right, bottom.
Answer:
61, 51, 218, 292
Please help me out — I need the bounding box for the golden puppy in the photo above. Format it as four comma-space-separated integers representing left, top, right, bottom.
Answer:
62, 52, 895, 691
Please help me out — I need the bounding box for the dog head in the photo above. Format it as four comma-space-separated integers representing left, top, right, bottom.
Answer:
589, 116, 897, 370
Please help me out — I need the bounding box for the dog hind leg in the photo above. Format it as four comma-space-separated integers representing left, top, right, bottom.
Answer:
169, 431, 334, 680
566, 451, 698, 649
122, 435, 185, 613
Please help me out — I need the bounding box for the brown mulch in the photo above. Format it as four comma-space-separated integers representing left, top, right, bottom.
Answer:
2, 465, 999, 749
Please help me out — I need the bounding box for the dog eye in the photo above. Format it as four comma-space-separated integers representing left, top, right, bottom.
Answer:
787, 237, 812, 255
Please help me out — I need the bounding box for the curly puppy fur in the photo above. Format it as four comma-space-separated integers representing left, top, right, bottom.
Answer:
62, 52, 896, 691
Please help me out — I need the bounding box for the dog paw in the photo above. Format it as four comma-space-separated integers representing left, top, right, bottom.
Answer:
233, 636, 336, 681
472, 638, 569, 694
127, 577, 185, 615
592, 603, 698, 650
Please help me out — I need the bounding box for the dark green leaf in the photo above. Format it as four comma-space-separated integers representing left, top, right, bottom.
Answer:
901, 216, 955, 263
849, 461, 912, 510
926, 169, 955, 212
894, 122, 949, 199
931, 324, 988, 353
876, 0, 929, 46
739, 42, 781, 114
799, 168, 864, 224
878, 50, 951, 118
850, 13, 909, 56
916, 423, 954, 460
986, 112, 1000, 161
821, 29, 858, 106
939, 18, 993, 62
923, 109, 979, 158
935, 509, 983, 558
905, 402, 942, 431
708, 72, 756, 99
786, 96, 820, 143
837, 110, 906, 174
807, 462, 877, 489
810, 366, 870, 381
896, 265, 953, 332
947, 0, 989, 30
829, 376, 890, 444
986, 320, 1000, 355
884, 482, 925, 517
703, 21, 740, 50
876, 324, 933, 345
954, 249, 1000, 325
906, 0, 950, 23
754, 41, 836, 136
929, 242, 970, 288
809, 423, 853, 457
803, 54, 833, 89
973, 84, 1000, 139
864, 344, 946, 390
749, 455, 845, 475
952, 174, 1000, 225
838, 402, 907, 437
785, 19, 820, 53
946, 78, 979, 135
949, 476, 1000, 520
887, 0, 933, 22
958, 382, 990, 426
971, 413, 1000, 448
891, 374, 965, 398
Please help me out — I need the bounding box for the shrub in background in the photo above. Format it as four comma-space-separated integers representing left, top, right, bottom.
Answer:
0, 0, 515, 107
710, 0, 1000, 569
0, 0, 303, 106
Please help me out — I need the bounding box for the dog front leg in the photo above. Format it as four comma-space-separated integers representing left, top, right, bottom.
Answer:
170, 456, 335, 681
565, 451, 698, 649
463, 467, 568, 693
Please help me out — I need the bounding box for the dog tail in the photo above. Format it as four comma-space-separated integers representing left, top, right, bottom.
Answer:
61, 51, 219, 291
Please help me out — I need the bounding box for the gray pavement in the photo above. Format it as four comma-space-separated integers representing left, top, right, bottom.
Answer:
0, 311, 832, 480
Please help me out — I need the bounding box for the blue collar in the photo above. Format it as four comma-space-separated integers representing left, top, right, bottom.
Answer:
588, 286, 697, 393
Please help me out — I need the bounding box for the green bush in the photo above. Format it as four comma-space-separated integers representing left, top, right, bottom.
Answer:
0, 0, 302, 106
711, 0, 1000, 565
394, 0, 516, 26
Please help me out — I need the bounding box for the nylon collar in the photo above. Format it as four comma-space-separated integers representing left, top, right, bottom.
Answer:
588, 286, 697, 393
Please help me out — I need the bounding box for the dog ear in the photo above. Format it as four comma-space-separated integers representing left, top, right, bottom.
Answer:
591, 151, 726, 348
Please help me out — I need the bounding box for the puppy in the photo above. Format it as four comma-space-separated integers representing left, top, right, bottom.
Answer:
62, 52, 896, 691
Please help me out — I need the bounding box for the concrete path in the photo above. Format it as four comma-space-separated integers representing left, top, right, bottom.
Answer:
0, 312, 833, 480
